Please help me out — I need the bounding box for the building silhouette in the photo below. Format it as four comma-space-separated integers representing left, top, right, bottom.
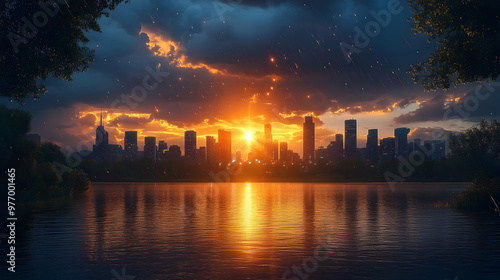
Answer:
168, 145, 181, 160
264, 123, 273, 160
303, 116, 315, 163
196, 146, 206, 163
184, 130, 197, 159
280, 142, 288, 163
327, 134, 343, 163
272, 140, 279, 161
395, 127, 411, 158
423, 140, 446, 160
144, 136, 157, 162
380, 137, 395, 161
345, 119, 357, 158
93, 108, 111, 161
124, 131, 138, 159
95, 107, 108, 146
367, 129, 379, 163
316, 146, 328, 161
206, 136, 217, 164
218, 129, 232, 163
158, 140, 168, 161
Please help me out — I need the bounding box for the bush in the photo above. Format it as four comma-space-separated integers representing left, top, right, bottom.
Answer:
61, 169, 91, 194
452, 178, 500, 211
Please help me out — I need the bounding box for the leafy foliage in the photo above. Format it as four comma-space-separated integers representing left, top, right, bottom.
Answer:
408, 1, 500, 90
0, 105, 91, 200
450, 119, 500, 157
0, 0, 128, 103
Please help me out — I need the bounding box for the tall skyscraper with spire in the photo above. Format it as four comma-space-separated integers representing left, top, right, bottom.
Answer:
93, 106, 110, 161
95, 106, 108, 146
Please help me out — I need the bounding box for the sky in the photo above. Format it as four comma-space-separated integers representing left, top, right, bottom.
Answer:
4, 0, 500, 157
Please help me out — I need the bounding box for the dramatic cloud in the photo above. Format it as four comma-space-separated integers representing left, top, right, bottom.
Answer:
3, 0, 498, 156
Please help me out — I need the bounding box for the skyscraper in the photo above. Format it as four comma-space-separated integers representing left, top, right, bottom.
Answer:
264, 123, 273, 160
345, 119, 357, 158
158, 140, 168, 161
95, 107, 108, 146
218, 129, 232, 163
367, 129, 379, 163
280, 142, 288, 163
93, 108, 109, 161
197, 147, 206, 163
327, 134, 344, 163
206, 136, 217, 164
168, 145, 181, 159
124, 131, 138, 159
380, 137, 395, 161
272, 140, 279, 161
144, 136, 157, 162
395, 127, 411, 158
303, 116, 315, 163
335, 134, 344, 159
184, 130, 197, 158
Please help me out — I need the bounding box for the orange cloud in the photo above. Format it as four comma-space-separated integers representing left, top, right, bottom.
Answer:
140, 25, 281, 82
140, 25, 226, 75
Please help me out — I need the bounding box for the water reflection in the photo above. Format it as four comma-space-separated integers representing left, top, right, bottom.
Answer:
13, 183, 500, 280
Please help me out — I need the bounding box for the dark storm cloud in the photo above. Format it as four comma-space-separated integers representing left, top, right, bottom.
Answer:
6, 0, 493, 147
394, 84, 500, 124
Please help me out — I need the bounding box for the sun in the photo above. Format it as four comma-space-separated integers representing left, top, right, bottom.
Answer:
245, 131, 254, 142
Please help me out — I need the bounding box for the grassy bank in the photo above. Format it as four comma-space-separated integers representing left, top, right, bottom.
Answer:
451, 178, 500, 211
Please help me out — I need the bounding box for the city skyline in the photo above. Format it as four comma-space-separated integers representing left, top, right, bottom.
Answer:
91, 114, 446, 162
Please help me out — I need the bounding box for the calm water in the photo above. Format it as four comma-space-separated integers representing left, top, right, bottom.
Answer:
6, 183, 500, 280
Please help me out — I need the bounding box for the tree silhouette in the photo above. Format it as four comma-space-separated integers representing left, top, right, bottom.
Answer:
408, 1, 500, 90
0, 0, 129, 103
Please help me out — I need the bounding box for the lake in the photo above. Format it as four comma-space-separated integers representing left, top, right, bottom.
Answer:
7, 182, 500, 280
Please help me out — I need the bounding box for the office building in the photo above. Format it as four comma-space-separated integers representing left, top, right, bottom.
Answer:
395, 127, 411, 158
184, 130, 197, 159
218, 129, 232, 163
95, 107, 108, 146
280, 142, 288, 163
366, 129, 379, 163
124, 131, 138, 159
144, 136, 157, 162
206, 136, 217, 164
196, 147, 206, 163
380, 137, 395, 161
264, 123, 273, 160
316, 146, 328, 161
272, 140, 279, 161
168, 145, 181, 160
345, 119, 357, 158
423, 140, 446, 161
303, 116, 315, 163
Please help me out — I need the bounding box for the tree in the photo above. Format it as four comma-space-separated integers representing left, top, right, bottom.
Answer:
37, 142, 65, 164
408, 1, 500, 91
450, 119, 500, 159
449, 119, 500, 178
0, 0, 129, 103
